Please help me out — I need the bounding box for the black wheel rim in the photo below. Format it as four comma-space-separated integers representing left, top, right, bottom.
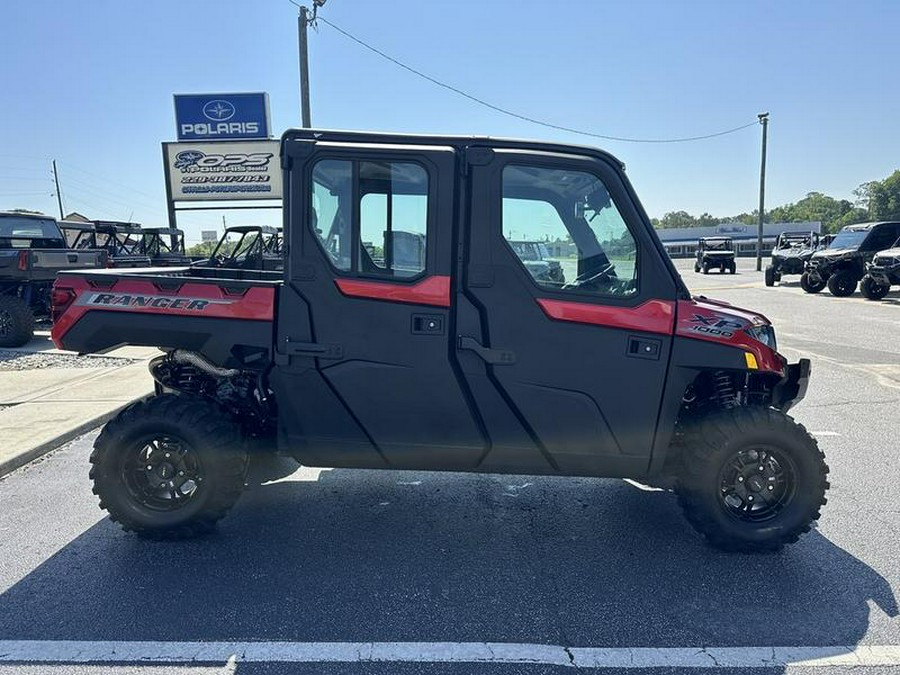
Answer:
121, 435, 205, 511
717, 446, 796, 522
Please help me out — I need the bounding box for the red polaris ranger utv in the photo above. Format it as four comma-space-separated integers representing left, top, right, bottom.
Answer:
52, 130, 826, 551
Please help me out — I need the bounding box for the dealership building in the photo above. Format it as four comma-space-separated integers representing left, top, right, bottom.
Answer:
656, 221, 822, 258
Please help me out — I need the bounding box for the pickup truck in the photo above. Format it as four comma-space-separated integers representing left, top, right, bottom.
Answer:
0, 212, 106, 347
52, 129, 825, 552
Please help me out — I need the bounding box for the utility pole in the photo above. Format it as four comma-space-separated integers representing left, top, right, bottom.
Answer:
297, 0, 326, 127
755, 112, 769, 271
298, 6, 312, 128
52, 160, 64, 220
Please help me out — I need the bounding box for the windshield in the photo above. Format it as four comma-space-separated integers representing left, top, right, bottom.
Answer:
705, 239, 732, 251
212, 230, 263, 262
0, 216, 65, 247
778, 236, 811, 248
828, 230, 868, 250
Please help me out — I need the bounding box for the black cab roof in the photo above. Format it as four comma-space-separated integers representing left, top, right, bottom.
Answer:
280, 128, 626, 170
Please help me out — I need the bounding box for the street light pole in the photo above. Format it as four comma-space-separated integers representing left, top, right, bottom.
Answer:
755, 112, 769, 272
298, 6, 312, 128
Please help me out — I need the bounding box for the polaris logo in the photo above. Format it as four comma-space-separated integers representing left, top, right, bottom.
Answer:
202, 100, 236, 121
79, 293, 232, 311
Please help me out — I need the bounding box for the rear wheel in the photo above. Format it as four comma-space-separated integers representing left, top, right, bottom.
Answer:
860, 275, 889, 300
702, 263, 710, 274
827, 269, 858, 297
676, 407, 828, 552
728, 262, 736, 274
800, 272, 825, 294
764, 265, 776, 287
90, 395, 248, 539
0, 295, 35, 348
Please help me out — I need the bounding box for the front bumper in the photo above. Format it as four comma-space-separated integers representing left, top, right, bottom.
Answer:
772, 358, 811, 413
866, 262, 900, 286
774, 257, 806, 275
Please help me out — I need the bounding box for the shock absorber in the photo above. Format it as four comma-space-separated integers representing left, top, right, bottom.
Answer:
712, 371, 737, 409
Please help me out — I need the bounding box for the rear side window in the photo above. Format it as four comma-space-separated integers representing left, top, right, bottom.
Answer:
311, 159, 429, 279
501, 165, 638, 298
866, 225, 900, 251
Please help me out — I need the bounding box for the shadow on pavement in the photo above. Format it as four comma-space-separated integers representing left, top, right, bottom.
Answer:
0, 468, 896, 666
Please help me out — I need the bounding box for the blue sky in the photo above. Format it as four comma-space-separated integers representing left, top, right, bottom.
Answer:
1, 0, 898, 244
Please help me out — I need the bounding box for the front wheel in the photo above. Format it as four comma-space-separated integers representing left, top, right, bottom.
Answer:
90, 395, 248, 539
765, 265, 776, 287
676, 407, 828, 552
800, 271, 825, 294
860, 275, 889, 300
827, 269, 858, 297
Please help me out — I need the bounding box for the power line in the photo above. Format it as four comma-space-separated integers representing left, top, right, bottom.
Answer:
317, 15, 759, 144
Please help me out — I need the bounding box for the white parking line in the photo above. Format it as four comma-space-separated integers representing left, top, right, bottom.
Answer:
1, 641, 899, 668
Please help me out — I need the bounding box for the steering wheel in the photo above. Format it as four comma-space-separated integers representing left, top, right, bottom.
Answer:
563, 262, 616, 290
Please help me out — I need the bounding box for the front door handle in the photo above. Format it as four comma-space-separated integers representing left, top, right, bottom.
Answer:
627, 335, 661, 361
458, 336, 516, 365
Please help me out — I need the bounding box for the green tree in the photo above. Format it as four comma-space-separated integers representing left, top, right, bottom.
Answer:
855, 170, 900, 220
658, 210, 696, 229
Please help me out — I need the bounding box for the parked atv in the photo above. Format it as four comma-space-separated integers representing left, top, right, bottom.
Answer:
860, 238, 900, 300
509, 240, 566, 285
52, 128, 825, 553
196, 225, 284, 271
802, 222, 900, 296
135, 228, 192, 267
765, 231, 820, 287
694, 237, 736, 274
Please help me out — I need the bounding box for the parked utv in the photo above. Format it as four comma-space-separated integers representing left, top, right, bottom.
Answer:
765, 231, 820, 286
860, 237, 900, 300
135, 227, 192, 266
1, 212, 105, 347
801, 221, 900, 296
196, 225, 284, 271
694, 237, 736, 274
52, 129, 826, 553
508, 240, 565, 285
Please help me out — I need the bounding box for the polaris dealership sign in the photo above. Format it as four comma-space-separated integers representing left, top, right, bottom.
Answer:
174, 93, 270, 141
163, 140, 282, 201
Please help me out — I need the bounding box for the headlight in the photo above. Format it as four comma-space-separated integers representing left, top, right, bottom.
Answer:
745, 325, 777, 351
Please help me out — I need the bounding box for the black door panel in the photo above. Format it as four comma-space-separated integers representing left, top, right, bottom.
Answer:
458, 149, 678, 476
276, 142, 487, 469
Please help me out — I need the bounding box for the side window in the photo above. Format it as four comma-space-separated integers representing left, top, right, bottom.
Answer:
868, 226, 900, 251
312, 159, 353, 271
502, 165, 638, 298
310, 159, 429, 279
359, 162, 428, 278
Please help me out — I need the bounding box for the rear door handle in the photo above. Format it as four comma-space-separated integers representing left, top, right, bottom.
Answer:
283, 339, 343, 359
458, 336, 516, 365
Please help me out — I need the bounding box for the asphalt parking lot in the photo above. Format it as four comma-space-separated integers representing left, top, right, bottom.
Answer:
0, 258, 898, 674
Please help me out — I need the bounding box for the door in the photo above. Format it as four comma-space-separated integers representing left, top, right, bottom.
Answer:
273, 140, 486, 470
457, 148, 679, 477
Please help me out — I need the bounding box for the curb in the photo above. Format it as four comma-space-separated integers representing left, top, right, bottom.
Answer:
0, 404, 128, 479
